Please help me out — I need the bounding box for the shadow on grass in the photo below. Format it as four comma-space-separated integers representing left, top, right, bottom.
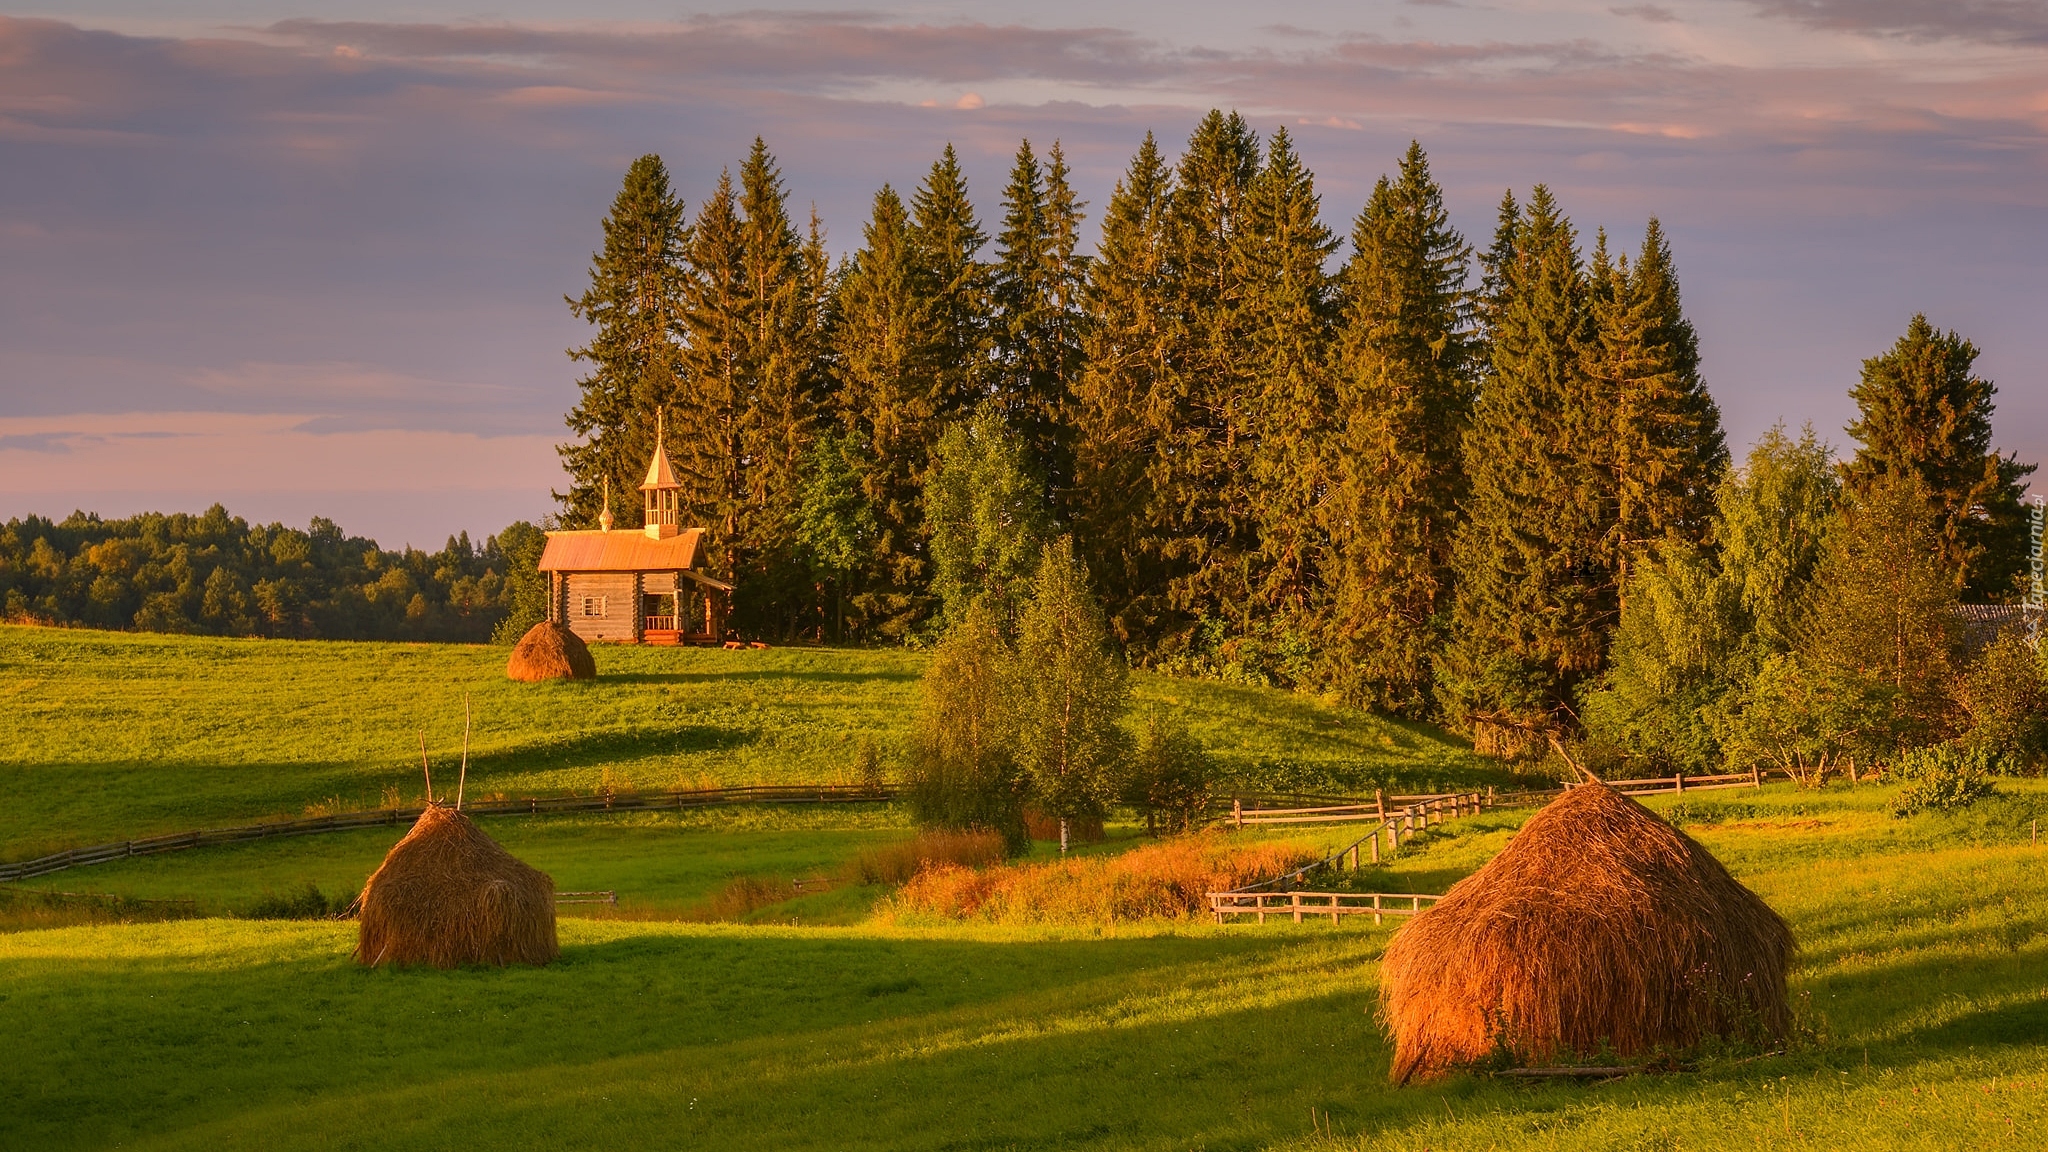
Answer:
1, 925, 1399, 1151
598, 668, 921, 687
467, 725, 752, 771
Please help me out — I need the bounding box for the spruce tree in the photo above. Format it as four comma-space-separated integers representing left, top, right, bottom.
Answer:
674, 169, 749, 575
832, 185, 940, 635
1437, 186, 1603, 752
1041, 142, 1088, 480
1154, 112, 1264, 637
561, 155, 689, 525
990, 139, 1088, 495
1583, 219, 1727, 571
734, 140, 821, 631
1237, 128, 1337, 633
1845, 314, 2035, 597
1320, 142, 1475, 713
909, 144, 991, 415
1071, 133, 1175, 644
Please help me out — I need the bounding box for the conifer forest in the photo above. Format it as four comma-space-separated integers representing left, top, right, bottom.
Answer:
552, 110, 2038, 761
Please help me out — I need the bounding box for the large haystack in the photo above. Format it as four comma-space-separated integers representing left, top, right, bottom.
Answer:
506, 620, 596, 682
356, 804, 558, 968
1380, 782, 1793, 1082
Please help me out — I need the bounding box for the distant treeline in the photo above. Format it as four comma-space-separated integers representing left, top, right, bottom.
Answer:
562, 109, 2035, 752
0, 507, 548, 643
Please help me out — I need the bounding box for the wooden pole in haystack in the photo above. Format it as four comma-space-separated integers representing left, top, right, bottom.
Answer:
1547, 731, 1600, 785
418, 730, 433, 803
458, 694, 471, 811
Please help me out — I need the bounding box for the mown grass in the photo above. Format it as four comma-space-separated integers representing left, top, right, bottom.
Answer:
4, 782, 2045, 1150
0, 624, 1500, 857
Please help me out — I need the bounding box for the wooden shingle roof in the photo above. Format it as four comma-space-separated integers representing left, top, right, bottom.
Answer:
538, 529, 706, 575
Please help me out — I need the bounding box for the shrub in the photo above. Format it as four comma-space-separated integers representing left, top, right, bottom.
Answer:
888, 834, 1317, 924
1962, 631, 2048, 772
245, 882, 354, 920
1124, 712, 1215, 835
853, 735, 887, 789
851, 829, 1007, 885
1888, 744, 2003, 816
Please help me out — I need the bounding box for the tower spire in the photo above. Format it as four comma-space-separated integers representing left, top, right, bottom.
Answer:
640, 407, 683, 539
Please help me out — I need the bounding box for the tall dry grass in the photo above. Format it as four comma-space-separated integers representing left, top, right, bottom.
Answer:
689, 875, 801, 922
888, 833, 1317, 924
851, 830, 1008, 884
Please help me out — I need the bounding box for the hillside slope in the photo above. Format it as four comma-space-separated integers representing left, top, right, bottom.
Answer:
0, 625, 1502, 856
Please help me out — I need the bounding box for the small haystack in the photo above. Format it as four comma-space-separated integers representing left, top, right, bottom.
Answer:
506, 620, 596, 682
1380, 782, 1793, 1082
355, 804, 558, 969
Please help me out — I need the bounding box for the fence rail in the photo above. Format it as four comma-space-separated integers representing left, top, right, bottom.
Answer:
555, 890, 617, 906
0, 783, 898, 885
1209, 769, 1773, 926
1230, 790, 1489, 828
1208, 890, 1444, 925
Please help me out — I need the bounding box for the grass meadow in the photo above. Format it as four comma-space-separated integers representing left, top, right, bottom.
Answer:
0, 624, 1496, 857
4, 625, 2047, 1150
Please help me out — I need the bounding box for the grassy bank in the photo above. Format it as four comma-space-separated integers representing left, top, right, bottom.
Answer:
0, 624, 1499, 856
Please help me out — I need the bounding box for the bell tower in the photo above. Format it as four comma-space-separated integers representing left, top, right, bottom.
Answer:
639, 409, 683, 540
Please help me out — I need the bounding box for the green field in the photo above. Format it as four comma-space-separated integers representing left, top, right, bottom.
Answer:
5, 626, 2047, 1150
0, 625, 1495, 858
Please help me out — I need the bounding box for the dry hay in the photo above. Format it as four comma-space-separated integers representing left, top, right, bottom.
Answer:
506, 620, 596, 682
1379, 782, 1793, 1083
355, 804, 559, 969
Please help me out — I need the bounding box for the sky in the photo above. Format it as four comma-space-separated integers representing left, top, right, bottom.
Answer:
1, 1, 2043, 548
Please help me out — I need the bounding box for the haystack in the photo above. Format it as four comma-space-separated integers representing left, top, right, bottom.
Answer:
355, 804, 558, 968
1380, 782, 1793, 1082
506, 620, 596, 682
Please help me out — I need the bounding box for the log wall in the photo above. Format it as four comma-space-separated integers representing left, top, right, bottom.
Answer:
563, 572, 638, 643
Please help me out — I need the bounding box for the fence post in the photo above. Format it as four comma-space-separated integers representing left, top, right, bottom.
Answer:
1233, 798, 1243, 830
1375, 789, 1385, 819
1371, 828, 1381, 864
1292, 891, 1303, 924
1674, 771, 1685, 795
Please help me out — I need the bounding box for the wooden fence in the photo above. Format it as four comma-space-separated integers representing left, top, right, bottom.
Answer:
0, 783, 897, 885
1603, 769, 1762, 796
1230, 790, 1488, 828
1209, 890, 1444, 925
1206, 790, 1492, 921
1205, 771, 1770, 926
555, 890, 617, 906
